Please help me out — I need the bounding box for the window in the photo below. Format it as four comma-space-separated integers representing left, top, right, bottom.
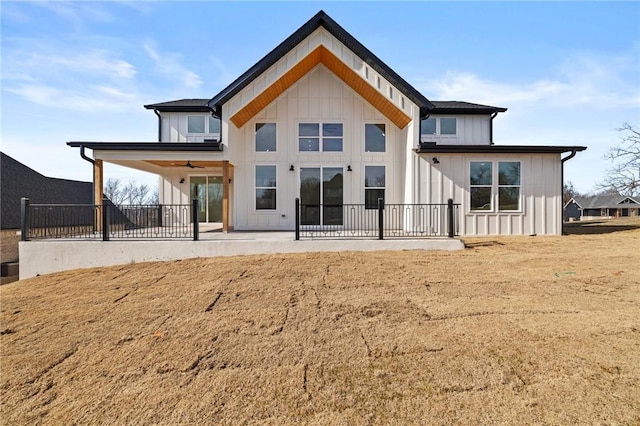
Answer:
498, 161, 521, 210
188, 115, 220, 134
421, 118, 436, 135
365, 166, 385, 209
298, 123, 343, 152
420, 117, 457, 137
376, 76, 381, 89
470, 162, 492, 211
389, 87, 393, 99
440, 118, 457, 135
365, 66, 369, 79
188, 116, 205, 133
469, 161, 522, 211
255, 123, 276, 152
255, 165, 276, 210
365, 124, 385, 152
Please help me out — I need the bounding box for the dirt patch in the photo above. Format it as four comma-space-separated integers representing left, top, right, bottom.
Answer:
1, 219, 639, 424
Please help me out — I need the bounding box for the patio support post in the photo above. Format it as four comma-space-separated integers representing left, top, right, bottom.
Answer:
102, 198, 109, 241
378, 198, 384, 240
295, 198, 300, 241
447, 198, 454, 238
94, 159, 103, 231
21, 197, 30, 241
192, 198, 199, 241
222, 160, 230, 233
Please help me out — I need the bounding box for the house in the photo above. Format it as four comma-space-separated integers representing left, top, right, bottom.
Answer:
565, 195, 640, 221
67, 10, 585, 236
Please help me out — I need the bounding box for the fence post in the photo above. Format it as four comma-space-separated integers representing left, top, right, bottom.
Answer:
102, 199, 110, 241
157, 204, 163, 227
295, 198, 300, 241
378, 198, 384, 240
192, 198, 199, 241
20, 198, 30, 241
447, 198, 454, 238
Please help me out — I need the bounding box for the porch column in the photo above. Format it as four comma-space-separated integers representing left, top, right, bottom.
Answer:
94, 159, 104, 231
222, 160, 230, 233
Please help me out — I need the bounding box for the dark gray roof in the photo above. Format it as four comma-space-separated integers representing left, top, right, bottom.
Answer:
571, 195, 639, 209
67, 141, 222, 151
207, 10, 434, 116
430, 101, 507, 115
1, 152, 93, 229
144, 99, 210, 112
417, 144, 586, 154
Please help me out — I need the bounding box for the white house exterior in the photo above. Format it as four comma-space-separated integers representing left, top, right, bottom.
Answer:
68, 11, 585, 236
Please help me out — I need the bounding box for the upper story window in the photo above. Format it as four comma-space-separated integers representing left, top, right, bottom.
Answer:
365, 124, 386, 152
420, 117, 457, 137
188, 115, 221, 134
298, 123, 343, 152
255, 123, 276, 152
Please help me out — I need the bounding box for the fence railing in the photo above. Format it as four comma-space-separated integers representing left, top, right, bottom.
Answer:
21, 198, 200, 241
295, 198, 459, 239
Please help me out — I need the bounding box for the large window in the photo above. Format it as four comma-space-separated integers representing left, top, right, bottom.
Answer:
420, 117, 457, 138
299, 123, 343, 152
188, 115, 221, 134
365, 166, 385, 209
470, 162, 493, 211
469, 161, 521, 211
255, 165, 276, 210
255, 123, 276, 152
365, 124, 385, 152
498, 161, 521, 210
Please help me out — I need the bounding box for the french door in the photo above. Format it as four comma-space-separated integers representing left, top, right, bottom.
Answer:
190, 176, 223, 222
300, 167, 343, 226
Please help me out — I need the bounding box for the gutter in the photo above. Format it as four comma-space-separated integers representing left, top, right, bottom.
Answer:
560, 149, 579, 235
153, 109, 162, 142
490, 112, 498, 145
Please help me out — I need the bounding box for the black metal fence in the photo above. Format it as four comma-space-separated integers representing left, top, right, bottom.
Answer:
295, 198, 459, 239
21, 198, 200, 241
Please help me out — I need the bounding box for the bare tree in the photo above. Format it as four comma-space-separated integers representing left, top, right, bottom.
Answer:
598, 123, 640, 197
563, 181, 580, 205
103, 178, 158, 205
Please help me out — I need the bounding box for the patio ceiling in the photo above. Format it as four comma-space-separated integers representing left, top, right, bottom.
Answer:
144, 160, 227, 169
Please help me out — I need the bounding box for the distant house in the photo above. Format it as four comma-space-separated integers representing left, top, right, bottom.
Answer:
0, 152, 93, 264
564, 195, 640, 221
67, 10, 586, 236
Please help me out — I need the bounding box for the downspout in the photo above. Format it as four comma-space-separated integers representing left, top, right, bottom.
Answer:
153, 109, 162, 142
490, 112, 498, 145
78, 145, 96, 205
211, 106, 222, 144
560, 149, 578, 235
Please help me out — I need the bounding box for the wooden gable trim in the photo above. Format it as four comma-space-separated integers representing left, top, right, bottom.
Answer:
230, 45, 412, 129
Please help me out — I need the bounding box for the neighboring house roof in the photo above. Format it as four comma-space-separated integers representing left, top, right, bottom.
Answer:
570, 195, 640, 209
0, 152, 93, 229
417, 144, 586, 154
206, 10, 434, 117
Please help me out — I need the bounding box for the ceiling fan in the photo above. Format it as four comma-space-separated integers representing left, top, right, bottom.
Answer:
172, 160, 204, 169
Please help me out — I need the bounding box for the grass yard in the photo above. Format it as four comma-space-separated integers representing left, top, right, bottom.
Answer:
1, 218, 639, 424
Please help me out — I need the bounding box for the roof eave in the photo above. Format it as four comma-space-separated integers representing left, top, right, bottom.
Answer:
67, 141, 223, 152
416, 144, 587, 154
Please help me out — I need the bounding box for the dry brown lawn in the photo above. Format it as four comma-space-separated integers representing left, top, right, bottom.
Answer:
1, 218, 639, 425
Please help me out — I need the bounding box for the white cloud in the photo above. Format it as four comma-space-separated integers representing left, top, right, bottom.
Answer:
143, 42, 202, 90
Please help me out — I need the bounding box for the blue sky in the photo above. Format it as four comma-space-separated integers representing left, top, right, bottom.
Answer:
2, 1, 639, 195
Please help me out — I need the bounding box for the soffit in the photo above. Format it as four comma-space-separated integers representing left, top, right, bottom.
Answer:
230, 45, 412, 129
144, 160, 227, 169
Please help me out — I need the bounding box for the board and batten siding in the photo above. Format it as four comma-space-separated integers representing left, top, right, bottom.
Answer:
420, 115, 492, 145
417, 153, 562, 235
226, 66, 415, 231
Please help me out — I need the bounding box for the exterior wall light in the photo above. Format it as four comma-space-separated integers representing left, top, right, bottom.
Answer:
347, 165, 352, 172
179, 178, 185, 184
289, 165, 295, 171
432, 157, 440, 164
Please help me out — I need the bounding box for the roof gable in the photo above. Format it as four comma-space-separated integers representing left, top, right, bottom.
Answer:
230, 45, 412, 129
207, 10, 433, 116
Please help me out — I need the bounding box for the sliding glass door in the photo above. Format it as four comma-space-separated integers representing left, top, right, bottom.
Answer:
190, 176, 223, 222
300, 167, 343, 226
